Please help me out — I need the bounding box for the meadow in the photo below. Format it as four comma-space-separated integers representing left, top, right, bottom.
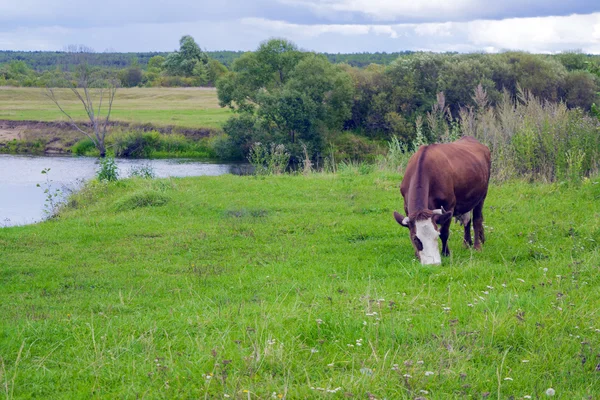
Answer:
0, 87, 231, 129
1, 169, 599, 398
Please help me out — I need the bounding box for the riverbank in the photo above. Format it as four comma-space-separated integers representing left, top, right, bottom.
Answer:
0, 154, 246, 226
0, 119, 222, 156
0, 86, 231, 157
1, 172, 599, 397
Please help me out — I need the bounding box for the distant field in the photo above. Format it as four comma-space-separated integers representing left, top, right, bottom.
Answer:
0, 87, 231, 129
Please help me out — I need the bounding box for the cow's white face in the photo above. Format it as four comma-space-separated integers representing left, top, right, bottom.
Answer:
414, 219, 441, 265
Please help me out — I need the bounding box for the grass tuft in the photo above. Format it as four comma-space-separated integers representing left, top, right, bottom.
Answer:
115, 189, 170, 211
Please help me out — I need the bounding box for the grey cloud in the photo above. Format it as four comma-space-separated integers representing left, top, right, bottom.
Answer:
3, 0, 599, 31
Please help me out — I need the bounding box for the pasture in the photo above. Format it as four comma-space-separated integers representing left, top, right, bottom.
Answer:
1, 170, 599, 398
0, 87, 231, 129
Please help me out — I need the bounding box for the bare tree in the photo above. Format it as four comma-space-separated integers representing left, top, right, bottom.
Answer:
45, 66, 117, 157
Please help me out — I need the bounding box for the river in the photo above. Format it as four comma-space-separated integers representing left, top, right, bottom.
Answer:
0, 154, 247, 227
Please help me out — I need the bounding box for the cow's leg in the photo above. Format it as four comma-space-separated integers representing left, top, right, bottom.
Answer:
463, 215, 473, 248
472, 200, 485, 250
440, 219, 451, 256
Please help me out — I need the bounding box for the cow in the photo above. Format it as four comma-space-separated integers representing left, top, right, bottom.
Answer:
394, 136, 491, 265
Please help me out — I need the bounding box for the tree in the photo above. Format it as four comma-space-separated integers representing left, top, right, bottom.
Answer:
563, 70, 598, 110
216, 40, 354, 159
207, 59, 228, 85
217, 39, 305, 112
147, 55, 166, 72
119, 66, 143, 87
163, 35, 208, 78
45, 65, 118, 157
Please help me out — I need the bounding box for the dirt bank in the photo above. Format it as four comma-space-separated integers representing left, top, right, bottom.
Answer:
0, 120, 219, 155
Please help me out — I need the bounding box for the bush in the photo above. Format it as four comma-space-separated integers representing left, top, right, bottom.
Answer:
209, 133, 243, 160
327, 132, 384, 163
96, 157, 119, 182
248, 143, 290, 175
110, 130, 215, 159
71, 138, 97, 156
128, 163, 156, 179
111, 131, 161, 158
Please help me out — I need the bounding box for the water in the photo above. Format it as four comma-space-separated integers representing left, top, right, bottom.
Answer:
0, 154, 248, 227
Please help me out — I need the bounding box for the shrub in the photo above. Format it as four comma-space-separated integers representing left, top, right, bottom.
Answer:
110, 130, 215, 159
96, 157, 119, 182
248, 143, 290, 175
128, 163, 156, 179
209, 133, 243, 160
71, 138, 97, 156
112, 131, 161, 158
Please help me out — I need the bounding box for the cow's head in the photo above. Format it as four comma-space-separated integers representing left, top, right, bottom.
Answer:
393, 209, 452, 265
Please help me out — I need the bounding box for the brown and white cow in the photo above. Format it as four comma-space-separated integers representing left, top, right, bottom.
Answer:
394, 136, 491, 265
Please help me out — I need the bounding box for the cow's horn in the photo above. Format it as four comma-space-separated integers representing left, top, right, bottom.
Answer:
402, 217, 410, 225
432, 209, 443, 215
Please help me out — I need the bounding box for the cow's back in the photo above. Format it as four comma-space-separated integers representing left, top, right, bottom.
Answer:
401, 137, 491, 214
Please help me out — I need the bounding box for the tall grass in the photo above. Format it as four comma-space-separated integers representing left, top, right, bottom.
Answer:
459, 86, 600, 182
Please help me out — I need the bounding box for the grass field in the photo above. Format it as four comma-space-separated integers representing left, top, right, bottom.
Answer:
0, 87, 231, 129
1, 170, 599, 398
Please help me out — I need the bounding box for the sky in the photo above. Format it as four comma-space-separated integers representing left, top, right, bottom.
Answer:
1, 0, 600, 54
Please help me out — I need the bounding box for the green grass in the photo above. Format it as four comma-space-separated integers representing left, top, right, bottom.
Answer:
1, 172, 599, 398
0, 87, 231, 129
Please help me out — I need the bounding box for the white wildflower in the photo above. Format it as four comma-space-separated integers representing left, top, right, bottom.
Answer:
425, 371, 434, 376
546, 388, 555, 396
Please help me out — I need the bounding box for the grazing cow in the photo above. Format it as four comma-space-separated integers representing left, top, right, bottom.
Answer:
394, 136, 491, 265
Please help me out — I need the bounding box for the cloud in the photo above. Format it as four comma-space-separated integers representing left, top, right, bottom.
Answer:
467, 13, 600, 53
1, 1, 599, 53
241, 13, 600, 53
280, 0, 477, 22
278, 0, 600, 23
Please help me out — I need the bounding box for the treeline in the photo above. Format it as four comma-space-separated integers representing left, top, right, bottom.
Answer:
0, 36, 231, 88
0, 50, 243, 71
0, 49, 410, 71
215, 39, 600, 181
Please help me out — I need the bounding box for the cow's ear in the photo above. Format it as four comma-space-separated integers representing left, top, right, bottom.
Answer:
394, 211, 410, 228
433, 211, 452, 225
